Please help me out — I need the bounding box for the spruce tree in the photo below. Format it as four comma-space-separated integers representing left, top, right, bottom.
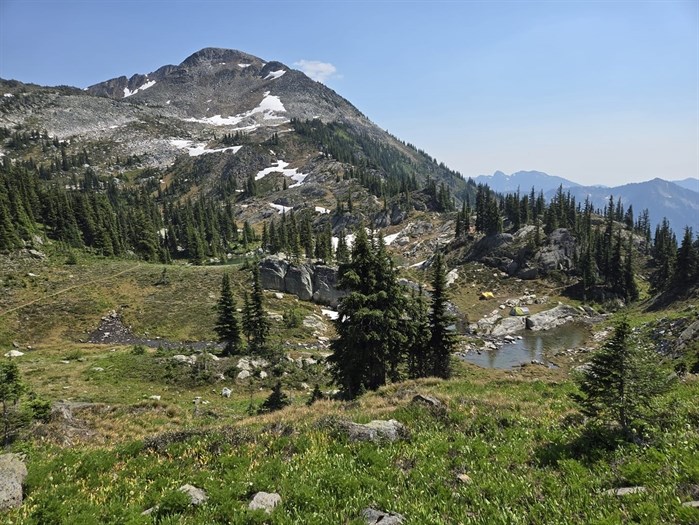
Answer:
248, 267, 270, 354
258, 381, 290, 414
328, 227, 409, 398
428, 253, 456, 378
215, 273, 242, 356
573, 318, 674, 438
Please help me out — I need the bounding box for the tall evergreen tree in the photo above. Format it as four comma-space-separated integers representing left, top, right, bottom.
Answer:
328, 228, 409, 398
573, 318, 674, 438
214, 273, 242, 356
427, 253, 456, 378
248, 267, 270, 354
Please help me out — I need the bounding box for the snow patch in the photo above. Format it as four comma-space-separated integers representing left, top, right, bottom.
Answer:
289, 172, 308, 188
384, 232, 401, 245
270, 203, 293, 214
321, 309, 339, 321
123, 79, 156, 98
170, 139, 242, 157
332, 233, 357, 251
315, 206, 330, 214
446, 268, 459, 286
3, 93, 13, 98
264, 70, 286, 80
184, 91, 286, 127
239, 63, 251, 68
255, 160, 309, 187
410, 260, 427, 268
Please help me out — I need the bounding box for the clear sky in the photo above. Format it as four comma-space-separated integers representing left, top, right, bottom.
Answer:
1, 0, 697, 186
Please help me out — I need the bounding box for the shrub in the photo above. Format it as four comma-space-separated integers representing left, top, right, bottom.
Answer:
154, 489, 191, 522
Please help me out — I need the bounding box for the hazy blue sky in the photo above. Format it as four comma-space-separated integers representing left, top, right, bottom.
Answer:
1, 0, 697, 186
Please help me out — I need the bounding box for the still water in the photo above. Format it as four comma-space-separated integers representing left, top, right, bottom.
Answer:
459, 323, 590, 369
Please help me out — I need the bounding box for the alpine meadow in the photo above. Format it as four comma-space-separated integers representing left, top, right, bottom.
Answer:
1, 7, 698, 524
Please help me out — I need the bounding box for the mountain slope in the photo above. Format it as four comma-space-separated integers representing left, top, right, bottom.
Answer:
671, 177, 699, 193
549, 178, 699, 232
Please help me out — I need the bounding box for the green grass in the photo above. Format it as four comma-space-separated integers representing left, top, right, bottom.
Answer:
2, 253, 698, 524
4, 360, 699, 524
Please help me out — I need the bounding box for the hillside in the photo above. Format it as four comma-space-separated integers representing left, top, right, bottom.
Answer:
1, 47, 699, 525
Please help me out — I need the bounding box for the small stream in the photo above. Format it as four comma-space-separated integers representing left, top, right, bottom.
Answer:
459, 323, 590, 369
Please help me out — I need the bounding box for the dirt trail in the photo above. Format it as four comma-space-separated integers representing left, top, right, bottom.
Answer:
0, 264, 141, 317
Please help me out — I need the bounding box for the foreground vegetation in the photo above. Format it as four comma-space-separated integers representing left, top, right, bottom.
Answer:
3, 358, 698, 524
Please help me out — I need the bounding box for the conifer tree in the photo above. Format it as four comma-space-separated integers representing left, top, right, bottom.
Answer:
675, 227, 698, 286
257, 381, 290, 414
215, 273, 242, 356
428, 253, 456, 378
573, 318, 674, 438
328, 228, 409, 398
248, 267, 270, 354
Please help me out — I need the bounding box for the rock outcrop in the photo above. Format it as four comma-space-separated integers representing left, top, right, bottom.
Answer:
525, 303, 581, 331
0, 453, 27, 510
259, 256, 346, 307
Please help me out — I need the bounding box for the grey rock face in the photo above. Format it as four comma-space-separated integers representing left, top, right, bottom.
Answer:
535, 228, 577, 272
675, 319, 699, 353
259, 257, 288, 292
284, 264, 313, 301
313, 265, 345, 307
248, 491, 281, 514
259, 257, 345, 307
0, 453, 28, 510
362, 507, 405, 524
339, 419, 409, 443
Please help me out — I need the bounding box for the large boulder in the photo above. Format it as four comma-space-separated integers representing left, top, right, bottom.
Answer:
338, 419, 409, 443
490, 316, 526, 336
0, 453, 27, 510
284, 264, 314, 301
249, 491, 281, 514
259, 257, 345, 307
259, 257, 288, 291
525, 304, 580, 331
313, 265, 345, 307
179, 484, 208, 505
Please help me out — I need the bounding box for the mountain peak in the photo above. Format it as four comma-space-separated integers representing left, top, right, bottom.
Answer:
180, 48, 263, 68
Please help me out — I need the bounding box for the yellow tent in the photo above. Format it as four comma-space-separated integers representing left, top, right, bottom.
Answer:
479, 291, 495, 300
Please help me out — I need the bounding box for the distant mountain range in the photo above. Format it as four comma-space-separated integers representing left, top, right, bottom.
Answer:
473, 170, 580, 194
475, 171, 699, 233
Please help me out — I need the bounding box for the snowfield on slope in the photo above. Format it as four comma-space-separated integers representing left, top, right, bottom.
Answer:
124, 79, 156, 98
170, 139, 242, 157
185, 91, 286, 127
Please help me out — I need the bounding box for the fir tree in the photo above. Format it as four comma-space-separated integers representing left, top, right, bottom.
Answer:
427, 253, 456, 378
573, 318, 675, 438
328, 227, 409, 398
306, 384, 325, 406
214, 273, 242, 356
248, 267, 270, 354
258, 381, 290, 414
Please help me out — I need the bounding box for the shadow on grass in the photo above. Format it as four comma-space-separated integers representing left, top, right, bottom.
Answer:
535, 425, 630, 467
